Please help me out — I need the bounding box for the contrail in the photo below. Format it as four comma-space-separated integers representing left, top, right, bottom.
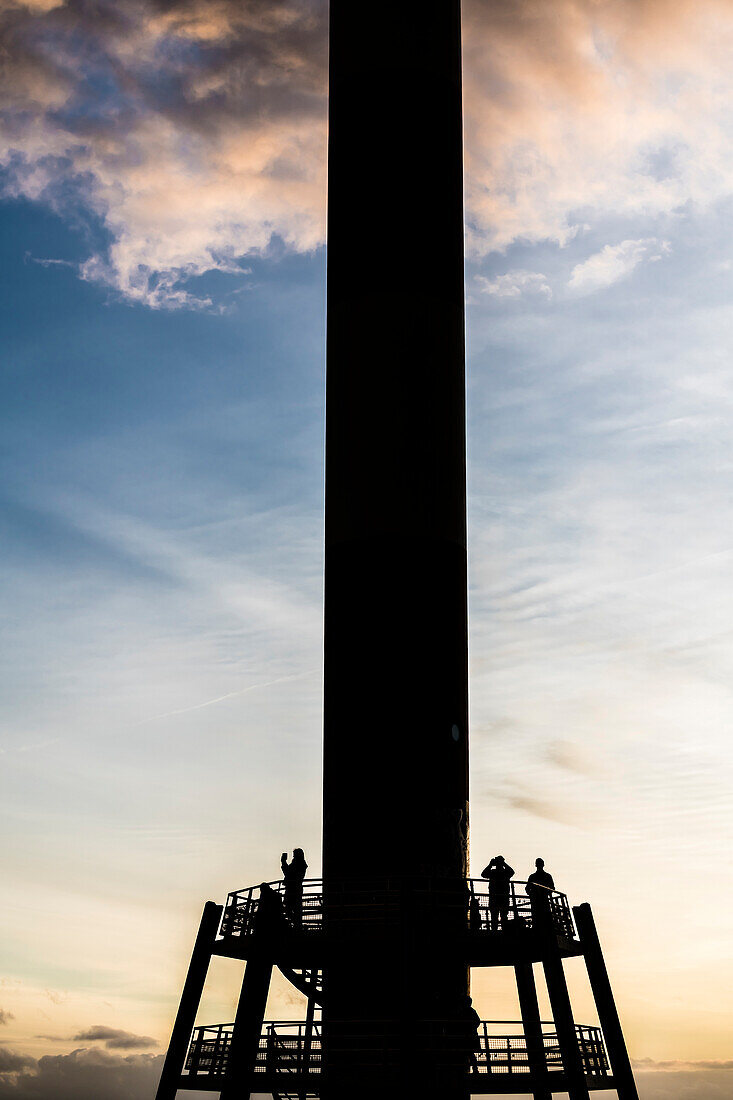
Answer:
132, 668, 319, 727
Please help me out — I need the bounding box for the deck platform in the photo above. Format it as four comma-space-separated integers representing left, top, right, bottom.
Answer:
214, 877, 582, 966
181, 1019, 616, 1094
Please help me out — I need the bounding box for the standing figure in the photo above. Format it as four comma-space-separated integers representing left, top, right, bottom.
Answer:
526, 857, 555, 930
459, 995, 482, 1075
255, 882, 285, 935
481, 855, 515, 932
281, 848, 308, 930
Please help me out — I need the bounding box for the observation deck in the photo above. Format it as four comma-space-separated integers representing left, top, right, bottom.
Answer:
182, 1018, 614, 1094
213, 878, 582, 966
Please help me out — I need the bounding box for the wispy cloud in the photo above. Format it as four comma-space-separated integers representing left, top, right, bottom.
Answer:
476, 269, 552, 299
482, 780, 585, 827
131, 667, 318, 726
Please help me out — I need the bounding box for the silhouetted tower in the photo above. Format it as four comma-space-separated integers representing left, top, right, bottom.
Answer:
155, 3, 639, 1100
323, 3, 468, 1095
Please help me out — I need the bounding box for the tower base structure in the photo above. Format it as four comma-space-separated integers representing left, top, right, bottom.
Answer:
156, 877, 638, 1100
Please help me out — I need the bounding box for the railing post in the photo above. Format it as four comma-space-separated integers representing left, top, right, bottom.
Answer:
187, 1031, 202, 1077
220, 952, 273, 1100
155, 901, 222, 1100
515, 962, 552, 1100
216, 1027, 229, 1077
573, 903, 639, 1100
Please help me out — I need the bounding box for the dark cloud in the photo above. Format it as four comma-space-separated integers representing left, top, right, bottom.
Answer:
0, 1048, 34, 1075
72, 1026, 158, 1050
1, 1044, 731, 1100
0, 1048, 162, 1099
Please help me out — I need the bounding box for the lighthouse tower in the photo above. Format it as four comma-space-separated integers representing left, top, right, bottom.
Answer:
155, 4, 639, 1099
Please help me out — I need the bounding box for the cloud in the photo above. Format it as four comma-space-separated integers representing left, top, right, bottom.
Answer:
71, 1026, 158, 1050
483, 781, 583, 826
634, 1064, 733, 1100
0, 1048, 162, 1099
0, 0, 327, 307
462, 0, 733, 252
2, 1, 733, 305
0, 1048, 34, 1074
568, 237, 670, 293
476, 270, 552, 299
0, 1014, 13, 1028
635, 1057, 733, 1071
545, 739, 599, 776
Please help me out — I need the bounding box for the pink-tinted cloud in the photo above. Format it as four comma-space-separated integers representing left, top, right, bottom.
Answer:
0, 0, 327, 306
3, 0, 733, 305
463, 0, 733, 250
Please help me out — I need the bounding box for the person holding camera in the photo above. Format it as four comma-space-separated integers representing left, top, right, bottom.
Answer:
480, 855, 515, 932
281, 848, 308, 930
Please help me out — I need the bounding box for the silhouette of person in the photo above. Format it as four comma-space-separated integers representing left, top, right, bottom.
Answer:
255, 882, 284, 934
481, 855, 515, 932
281, 848, 308, 929
526, 857, 555, 929
456, 994, 482, 1074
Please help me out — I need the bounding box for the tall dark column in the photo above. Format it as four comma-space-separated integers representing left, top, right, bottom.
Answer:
155, 901, 221, 1100
323, 1, 468, 1094
574, 904, 639, 1100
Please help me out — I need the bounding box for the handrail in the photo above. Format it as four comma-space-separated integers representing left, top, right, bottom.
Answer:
218, 878, 576, 941
183, 1019, 610, 1079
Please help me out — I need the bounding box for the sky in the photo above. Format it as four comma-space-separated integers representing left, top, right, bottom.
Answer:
1, 0, 733, 1097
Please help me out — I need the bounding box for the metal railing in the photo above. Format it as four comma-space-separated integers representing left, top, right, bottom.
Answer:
218, 878, 575, 941
219, 879, 323, 939
467, 879, 575, 940
184, 1019, 609, 1080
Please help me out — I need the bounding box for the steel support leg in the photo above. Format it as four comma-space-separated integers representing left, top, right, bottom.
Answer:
542, 948, 590, 1100
573, 903, 639, 1100
299, 976, 316, 1100
515, 962, 551, 1100
220, 954, 273, 1100
155, 901, 222, 1100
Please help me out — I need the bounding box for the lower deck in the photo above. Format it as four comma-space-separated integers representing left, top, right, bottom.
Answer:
180, 1019, 615, 1094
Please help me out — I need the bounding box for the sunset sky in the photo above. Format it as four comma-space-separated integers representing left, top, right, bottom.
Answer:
1, 1, 733, 1097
